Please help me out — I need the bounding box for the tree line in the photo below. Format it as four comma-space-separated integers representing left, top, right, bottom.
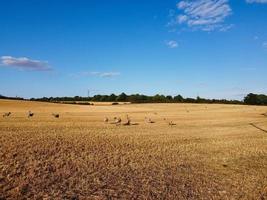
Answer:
0, 95, 24, 100
2, 93, 266, 105
30, 93, 242, 104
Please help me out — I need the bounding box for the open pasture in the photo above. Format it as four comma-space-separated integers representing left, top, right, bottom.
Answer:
0, 100, 267, 199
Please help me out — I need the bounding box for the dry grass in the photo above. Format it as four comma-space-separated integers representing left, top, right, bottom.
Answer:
0, 99, 267, 199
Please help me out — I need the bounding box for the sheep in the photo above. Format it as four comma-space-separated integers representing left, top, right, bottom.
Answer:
123, 118, 131, 126
145, 117, 155, 123
28, 111, 34, 118
163, 118, 176, 126
104, 117, 109, 123
110, 117, 121, 125
110, 117, 117, 123
123, 120, 131, 126
3, 112, 11, 117
168, 121, 176, 126
115, 117, 121, 125
123, 115, 131, 126
52, 113, 60, 118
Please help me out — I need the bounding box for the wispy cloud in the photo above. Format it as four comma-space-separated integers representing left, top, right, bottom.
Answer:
263, 42, 267, 48
168, 0, 232, 32
90, 72, 120, 77
165, 40, 178, 48
246, 0, 267, 3
219, 24, 234, 32
0, 56, 51, 71
70, 71, 121, 78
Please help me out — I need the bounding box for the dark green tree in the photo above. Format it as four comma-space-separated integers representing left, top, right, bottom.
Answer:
108, 94, 117, 102
244, 93, 259, 105
174, 94, 183, 102
116, 93, 128, 102
166, 95, 173, 102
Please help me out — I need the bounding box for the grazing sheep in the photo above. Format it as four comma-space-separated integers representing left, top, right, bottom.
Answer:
163, 118, 176, 126
145, 117, 155, 123
168, 121, 176, 126
123, 115, 131, 126
104, 117, 109, 123
123, 120, 131, 126
110, 117, 121, 125
3, 112, 11, 117
28, 111, 34, 118
123, 118, 131, 126
52, 113, 60, 118
115, 117, 121, 125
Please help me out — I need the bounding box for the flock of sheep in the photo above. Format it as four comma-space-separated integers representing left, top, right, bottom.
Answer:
2, 111, 176, 126
103, 115, 176, 126
2, 111, 60, 118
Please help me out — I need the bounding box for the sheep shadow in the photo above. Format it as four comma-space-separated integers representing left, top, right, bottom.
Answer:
249, 123, 267, 134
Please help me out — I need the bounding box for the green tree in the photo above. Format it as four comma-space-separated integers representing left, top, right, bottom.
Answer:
174, 94, 183, 102
153, 94, 166, 103
244, 93, 259, 105
166, 95, 173, 102
116, 93, 128, 102
108, 94, 117, 102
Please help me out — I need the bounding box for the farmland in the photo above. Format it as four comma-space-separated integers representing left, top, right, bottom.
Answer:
0, 99, 267, 199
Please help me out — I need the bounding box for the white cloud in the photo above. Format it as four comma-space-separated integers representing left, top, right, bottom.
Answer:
166, 40, 178, 48
219, 24, 234, 31
246, 0, 267, 3
0, 56, 51, 71
263, 42, 267, 48
170, 0, 232, 31
71, 71, 120, 78
177, 15, 188, 23
91, 72, 120, 77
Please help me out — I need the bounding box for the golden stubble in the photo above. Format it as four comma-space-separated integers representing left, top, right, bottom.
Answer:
0, 100, 267, 199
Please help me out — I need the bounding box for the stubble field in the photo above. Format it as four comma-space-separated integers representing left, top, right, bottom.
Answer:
0, 99, 267, 199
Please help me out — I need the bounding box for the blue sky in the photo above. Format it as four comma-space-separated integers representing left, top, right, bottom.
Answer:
0, 0, 267, 99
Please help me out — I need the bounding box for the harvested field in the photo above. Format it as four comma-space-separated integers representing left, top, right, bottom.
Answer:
0, 99, 267, 199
